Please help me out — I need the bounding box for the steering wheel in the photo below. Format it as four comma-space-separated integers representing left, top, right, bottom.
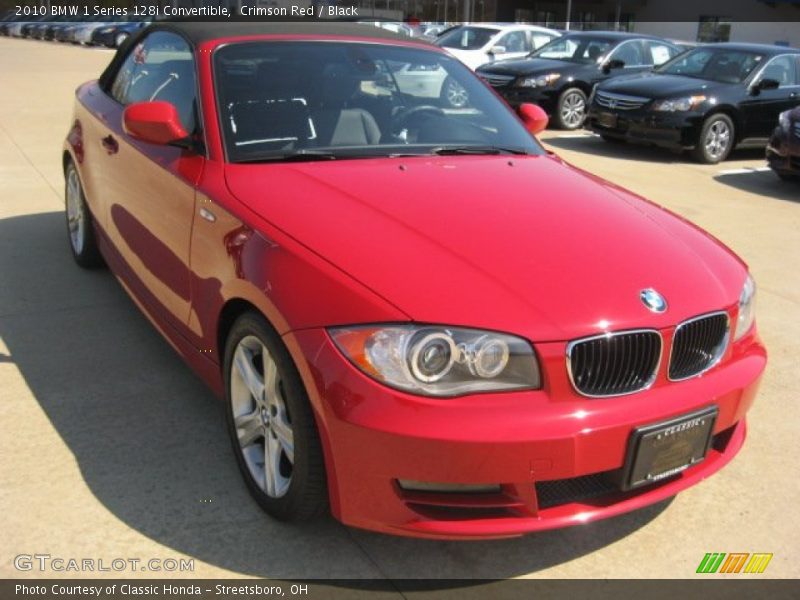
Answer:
391, 105, 446, 136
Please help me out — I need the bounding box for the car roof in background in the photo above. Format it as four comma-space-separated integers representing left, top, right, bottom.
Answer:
698, 42, 800, 54
140, 20, 421, 45
558, 30, 671, 42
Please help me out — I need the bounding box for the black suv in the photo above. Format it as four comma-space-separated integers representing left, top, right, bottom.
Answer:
476, 32, 682, 129
586, 43, 800, 163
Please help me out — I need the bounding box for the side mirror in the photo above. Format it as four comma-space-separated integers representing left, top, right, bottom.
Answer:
754, 78, 780, 93
123, 101, 189, 147
489, 45, 506, 56
517, 102, 549, 135
602, 59, 626, 73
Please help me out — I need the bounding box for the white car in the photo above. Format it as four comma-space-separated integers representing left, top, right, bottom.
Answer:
435, 23, 561, 70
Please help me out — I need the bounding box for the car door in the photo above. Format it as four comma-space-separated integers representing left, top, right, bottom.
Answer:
99, 31, 204, 330
741, 54, 800, 141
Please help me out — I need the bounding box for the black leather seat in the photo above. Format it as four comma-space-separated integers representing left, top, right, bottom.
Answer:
311, 63, 381, 147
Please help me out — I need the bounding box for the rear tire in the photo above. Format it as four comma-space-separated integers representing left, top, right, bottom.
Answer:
555, 88, 587, 130
692, 114, 735, 164
115, 32, 128, 48
64, 162, 104, 269
223, 312, 328, 521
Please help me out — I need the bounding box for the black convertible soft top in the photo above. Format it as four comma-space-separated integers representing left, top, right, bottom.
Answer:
99, 20, 422, 90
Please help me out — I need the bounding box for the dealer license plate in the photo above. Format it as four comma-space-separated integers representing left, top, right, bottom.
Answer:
622, 406, 717, 491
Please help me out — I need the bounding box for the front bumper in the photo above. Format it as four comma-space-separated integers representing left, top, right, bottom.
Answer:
487, 84, 559, 113
284, 326, 766, 539
766, 125, 800, 176
586, 104, 704, 150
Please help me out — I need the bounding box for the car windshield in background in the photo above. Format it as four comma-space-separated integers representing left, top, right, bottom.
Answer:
436, 26, 499, 50
655, 48, 764, 83
531, 36, 613, 63
214, 42, 543, 163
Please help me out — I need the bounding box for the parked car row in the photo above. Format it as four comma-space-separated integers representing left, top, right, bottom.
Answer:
474, 30, 799, 170
0, 12, 149, 48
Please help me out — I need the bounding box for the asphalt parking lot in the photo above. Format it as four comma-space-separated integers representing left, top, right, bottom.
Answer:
0, 37, 798, 580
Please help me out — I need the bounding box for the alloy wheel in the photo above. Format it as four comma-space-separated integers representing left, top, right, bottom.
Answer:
560, 91, 586, 129
230, 335, 294, 498
66, 167, 85, 256
444, 78, 469, 108
704, 120, 731, 161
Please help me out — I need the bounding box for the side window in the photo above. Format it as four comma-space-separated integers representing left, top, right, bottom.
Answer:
108, 32, 197, 134
610, 40, 646, 67
647, 42, 679, 67
758, 55, 798, 87
531, 33, 555, 50
497, 31, 527, 53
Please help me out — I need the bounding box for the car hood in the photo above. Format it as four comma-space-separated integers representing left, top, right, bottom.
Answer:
598, 72, 732, 99
225, 155, 746, 341
478, 57, 583, 77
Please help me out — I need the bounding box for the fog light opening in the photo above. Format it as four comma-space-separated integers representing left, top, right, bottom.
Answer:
397, 480, 502, 494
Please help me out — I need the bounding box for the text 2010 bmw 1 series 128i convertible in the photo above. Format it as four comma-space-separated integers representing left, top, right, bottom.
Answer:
63, 22, 766, 539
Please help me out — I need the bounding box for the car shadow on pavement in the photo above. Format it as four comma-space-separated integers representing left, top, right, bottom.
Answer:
714, 170, 800, 203
543, 134, 765, 165
0, 211, 671, 581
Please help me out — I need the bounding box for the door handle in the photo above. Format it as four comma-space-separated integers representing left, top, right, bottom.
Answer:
101, 134, 119, 155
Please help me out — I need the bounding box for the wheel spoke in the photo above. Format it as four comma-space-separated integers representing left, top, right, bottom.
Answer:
235, 409, 263, 448
263, 431, 282, 497
263, 350, 280, 402
233, 344, 265, 403
272, 410, 294, 463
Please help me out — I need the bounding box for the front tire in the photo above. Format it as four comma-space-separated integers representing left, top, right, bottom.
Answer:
115, 32, 128, 48
65, 162, 103, 268
223, 312, 328, 521
692, 114, 735, 164
555, 88, 587, 130
440, 76, 469, 109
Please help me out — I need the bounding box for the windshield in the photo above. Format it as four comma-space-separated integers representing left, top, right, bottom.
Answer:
655, 47, 764, 83
214, 41, 543, 163
435, 26, 499, 50
531, 35, 613, 63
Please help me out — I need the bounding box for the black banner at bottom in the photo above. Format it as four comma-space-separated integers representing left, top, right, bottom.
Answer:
2, 579, 800, 600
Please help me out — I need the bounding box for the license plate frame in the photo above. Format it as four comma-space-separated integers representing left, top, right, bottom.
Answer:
621, 406, 718, 491
598, 111, 618, 129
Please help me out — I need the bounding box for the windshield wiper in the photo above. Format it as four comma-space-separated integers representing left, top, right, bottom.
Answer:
236, 149, 339, 163
428, 145, 532, 156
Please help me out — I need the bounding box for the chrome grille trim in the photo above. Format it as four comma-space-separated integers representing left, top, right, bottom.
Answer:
595, 91, 650, 110
793, 122, 800, 139
566, 329, 663, 398
478, 73, 515, 87
668, 311, 730, 382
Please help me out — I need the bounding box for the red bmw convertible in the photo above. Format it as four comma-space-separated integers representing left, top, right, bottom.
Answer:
63, 22, 766, 539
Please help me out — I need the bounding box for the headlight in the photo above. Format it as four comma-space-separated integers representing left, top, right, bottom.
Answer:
100, 27, 115, 34
652, 95, 707, 112
733, 275, 756, 341
329, 325, 540, 397
778, 110, 791, 129
516, 73, 561, 88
